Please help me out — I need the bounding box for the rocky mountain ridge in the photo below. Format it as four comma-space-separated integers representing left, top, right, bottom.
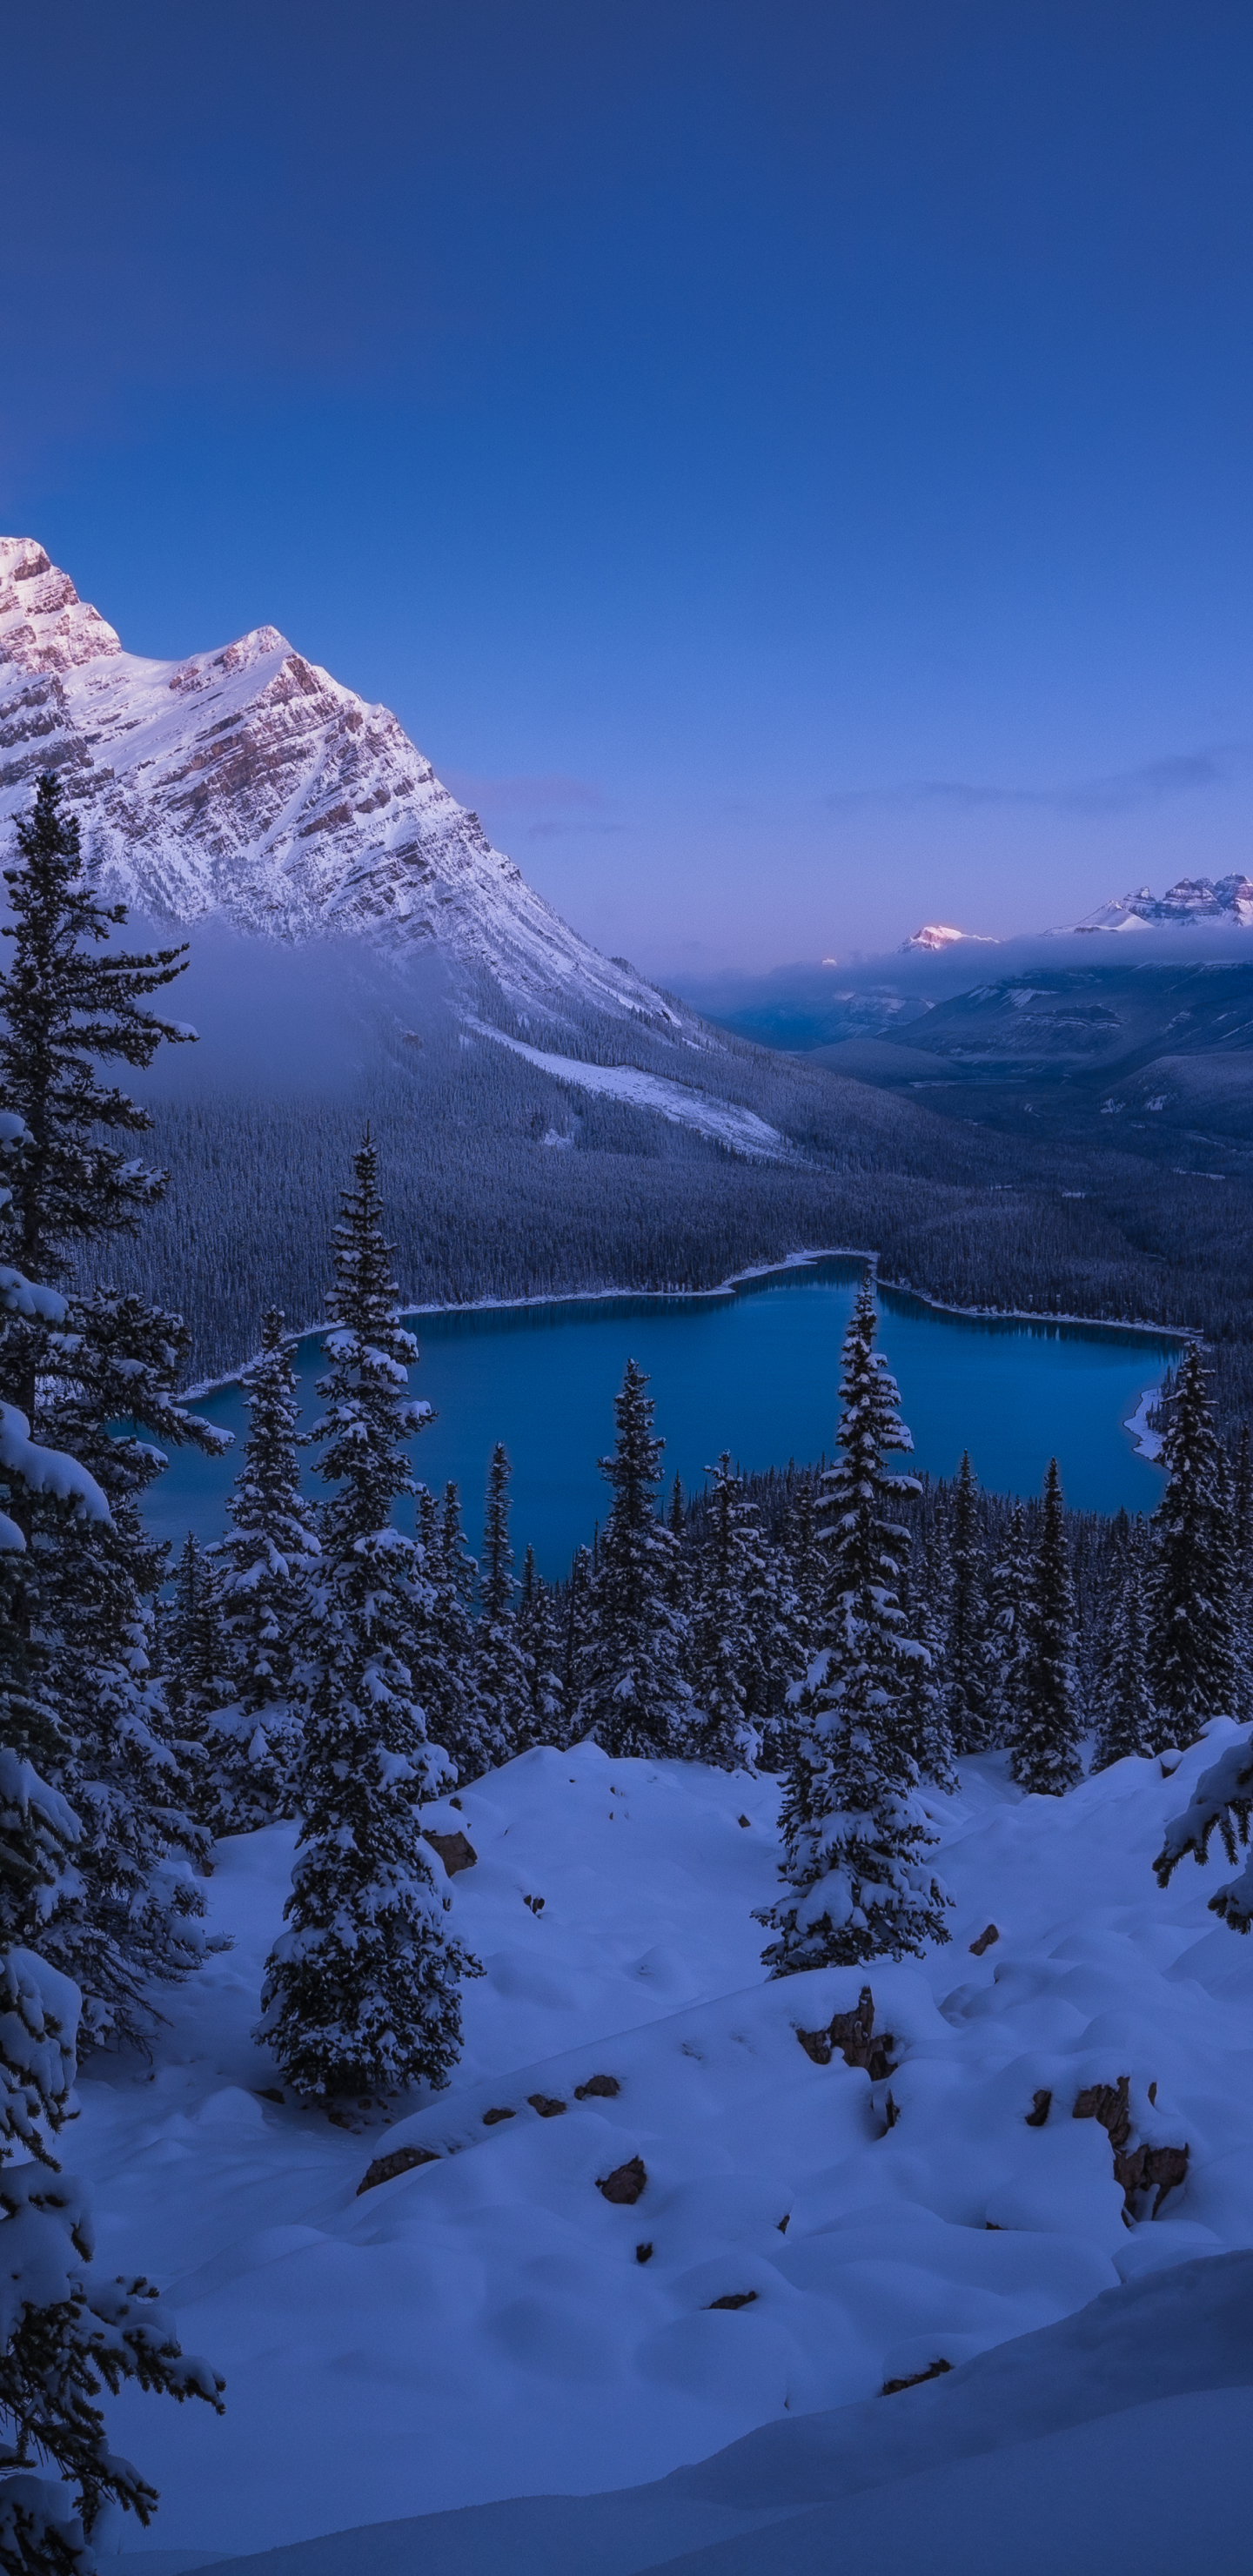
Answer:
1070, 877, 1253, 933
0, 537, 674, 1030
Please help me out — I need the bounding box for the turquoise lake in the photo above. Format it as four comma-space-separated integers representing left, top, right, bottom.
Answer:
147, 1261, 1179, 1578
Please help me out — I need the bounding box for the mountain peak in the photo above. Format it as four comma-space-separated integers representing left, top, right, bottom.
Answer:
901, 922, 997, 954
0, 537, 121, 673
0, 539, 673, 1029
1069, 876, 1253, 933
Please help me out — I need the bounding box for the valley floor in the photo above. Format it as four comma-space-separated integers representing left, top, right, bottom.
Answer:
87, 1733, 1253, 2563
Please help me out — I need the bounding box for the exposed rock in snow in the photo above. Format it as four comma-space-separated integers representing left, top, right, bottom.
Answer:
1068, 878, 1253, 934
0, 538, 672, 1024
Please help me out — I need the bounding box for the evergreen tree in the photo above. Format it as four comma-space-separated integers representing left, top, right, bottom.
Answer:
689, 1456, 761, 1769
0, 773, 194, 1415
575, 1360, 693, 1759
211, 1309, 318, 1829
419, 1483, 486, 1784
758, 1280, 950, 1974
1011, 1459, 1082, 1794
1092, 1515, 1160, 1768
986, 1499, 1032, 1745
473, 1446, 532, 1760
517, 1546, 565, 1748
258, 1136, 478, 2105
744, 1511, 807, 1774
0, 1128, 224, 2559
944, 1452, 991, 1751
901, 1538, 955, 1789
666, 1476, 687, 1608
561, 1544, 593, 1741
0, 777, 224, 2047
1149, 1341, 1239, 1746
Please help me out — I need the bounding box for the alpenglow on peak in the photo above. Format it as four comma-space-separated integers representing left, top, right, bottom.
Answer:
0, 538, 670, 1024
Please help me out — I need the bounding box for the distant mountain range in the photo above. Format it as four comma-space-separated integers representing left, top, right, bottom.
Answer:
1068, 877, 1253, 933
898, 875, 1253, 954
0, 537, 673, 1034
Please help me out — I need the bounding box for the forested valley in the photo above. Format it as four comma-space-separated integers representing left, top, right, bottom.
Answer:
3, 773, 1253, 2563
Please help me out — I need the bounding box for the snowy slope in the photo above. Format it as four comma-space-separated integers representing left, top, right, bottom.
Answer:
465, 1022, 794, 1159
0, 538, 672, 1023
151, 2258, 1253, 2575
81, 1723, 1253, 2562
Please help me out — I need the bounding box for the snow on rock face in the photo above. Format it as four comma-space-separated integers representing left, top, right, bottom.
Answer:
1069, 877, 1253, 933
0, 537, 121, 673
81, 1725, 1253, 2560
0, 539, 666, 1022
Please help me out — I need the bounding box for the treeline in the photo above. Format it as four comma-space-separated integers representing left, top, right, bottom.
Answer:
1, 771, 1246, 2553
111, 984, 1253, 1432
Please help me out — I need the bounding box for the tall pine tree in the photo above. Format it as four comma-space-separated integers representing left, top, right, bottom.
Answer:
689, 1456, 761, 1770
473, 1446, 532, 1760
575, 1361, 693, 1759
944, 1452, 991, 1751
0, 777, 225, 2049
0, 1110, 224, 2560
258, 1136, 478, 2105
211, 1309, 318, 1828
1149, 1341, 1239, 1746
1092, 1514, 1160, 1768
758, 1280, 950, 1974
1010, 1460, 1082, 1794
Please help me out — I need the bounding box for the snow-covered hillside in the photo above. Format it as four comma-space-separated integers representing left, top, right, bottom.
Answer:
84, 1724, 1253, 2566
0, 538, 670, 1023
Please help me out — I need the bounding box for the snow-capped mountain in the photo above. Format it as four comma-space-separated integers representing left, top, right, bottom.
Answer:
0, 538, 673, 1024
1070, 877, 1253, 933
900, 922, 998, 955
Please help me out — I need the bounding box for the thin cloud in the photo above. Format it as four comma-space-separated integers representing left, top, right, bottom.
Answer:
443, 770, 609, 816
824, 742, 1252, 819
442, 769, 627, 842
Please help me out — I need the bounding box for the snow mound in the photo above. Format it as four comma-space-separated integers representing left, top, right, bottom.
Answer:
94, 1727, 1253, 2560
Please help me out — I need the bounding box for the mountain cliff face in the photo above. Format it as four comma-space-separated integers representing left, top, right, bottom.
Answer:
0, 537, 673, 1027
1071, 878, 1253, 932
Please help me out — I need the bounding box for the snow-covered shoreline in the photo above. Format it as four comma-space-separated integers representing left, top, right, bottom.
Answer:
183, 1246, 1189, 1405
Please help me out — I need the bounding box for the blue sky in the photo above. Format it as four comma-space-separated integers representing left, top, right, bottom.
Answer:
4, 2, 1251, 971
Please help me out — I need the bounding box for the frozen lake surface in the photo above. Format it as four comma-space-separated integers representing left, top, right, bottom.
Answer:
149, 1260, 1179, 1573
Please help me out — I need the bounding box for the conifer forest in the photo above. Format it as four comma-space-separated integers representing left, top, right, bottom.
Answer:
4, 775, 1253, 2570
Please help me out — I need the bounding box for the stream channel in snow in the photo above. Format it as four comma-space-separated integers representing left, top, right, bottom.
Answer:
149, 1261, 1178, 1574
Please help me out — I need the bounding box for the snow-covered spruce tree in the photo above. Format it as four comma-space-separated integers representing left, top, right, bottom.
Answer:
0, 1150, 224, 2563
1155, 1726, 1253, 1929
417, 1483, 487, 1785
518, 1547, 566, 1749
945, 1452, 992, 1751
0, 775, 227, 2047
258, 1135, 478, 2105
757, 1279, 950, 1974
744, 1509, 807, 1774
0, 773, 194, 1415
23, 1279, 224, 2053
575, 1360, 693, 1760
688, 1456, 761, 1770
1092, 1515, 1159, 1768
561, 1543, 593, 1739
986, 1499, 1031, 1745
473, 1445, 533, 1760
1149, 1341, 1239, 1747
1011, 1459, 1082, 1795
900, 1537, 955, 1790
208, 1311, 318, 1832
